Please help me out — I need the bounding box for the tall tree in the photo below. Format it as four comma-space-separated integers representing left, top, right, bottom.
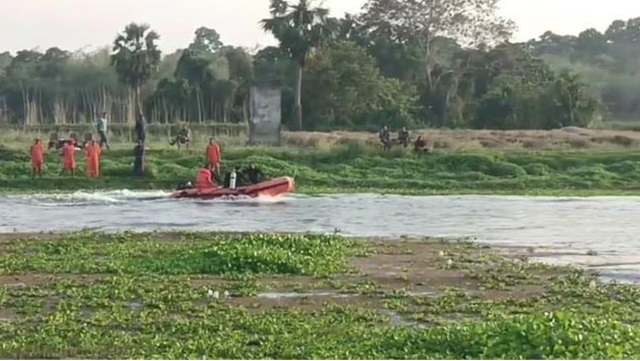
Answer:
545, 71, 601, 128
188, 27, 224, 53
526, 31, 576, 57
303, 41, 417, 130
359, 0, 515, 122
605, 18, 640, 74
0, 51, 11, 76
223, 47, 254, 122
38, 47, 71, 79
573, 28, 607, 63
110, 23, 162, 113
260, 0, 334, 130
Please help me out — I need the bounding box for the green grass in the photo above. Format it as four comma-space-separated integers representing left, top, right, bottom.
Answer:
2, 231, 640, 358
4, 143, 640, 195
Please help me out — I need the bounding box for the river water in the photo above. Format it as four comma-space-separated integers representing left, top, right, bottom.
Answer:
1, 191, 639, 282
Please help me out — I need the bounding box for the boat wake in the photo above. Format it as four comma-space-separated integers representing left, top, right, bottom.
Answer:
6, 190, 170, 206
5, 189, 295, 207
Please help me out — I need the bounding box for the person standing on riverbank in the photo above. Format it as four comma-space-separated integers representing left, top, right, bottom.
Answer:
135, 111, 146, 143
206, 138, 221, 174
133, 140, 145, 176
96, 112, 110, 150
30, 138, 44, 178
60, 140, 76, 176
379, 124, 391, 152
398, 127, 410, 148
84, 140, 101, 177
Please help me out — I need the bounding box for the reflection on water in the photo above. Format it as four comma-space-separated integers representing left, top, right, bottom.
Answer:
2, 191, 640, 281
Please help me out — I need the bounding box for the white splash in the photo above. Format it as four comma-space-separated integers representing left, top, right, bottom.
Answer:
11, 189, 171, 206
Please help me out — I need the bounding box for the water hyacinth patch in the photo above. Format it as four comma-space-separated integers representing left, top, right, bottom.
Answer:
1, 231, 640, 358
0, 232, 359, 276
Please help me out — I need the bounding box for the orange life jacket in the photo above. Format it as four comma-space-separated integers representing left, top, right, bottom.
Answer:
207, 143, 221, 164
195, 168, 214, 189
31, 143, 44, 164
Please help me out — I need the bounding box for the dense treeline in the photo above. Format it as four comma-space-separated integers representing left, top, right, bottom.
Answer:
0, 0, 634, 131
526, 19, 640, 121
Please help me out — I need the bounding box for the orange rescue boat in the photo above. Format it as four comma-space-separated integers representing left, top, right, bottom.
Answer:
170, 176, 295, 200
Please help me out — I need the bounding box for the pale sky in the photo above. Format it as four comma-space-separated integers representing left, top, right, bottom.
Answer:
1, 0, 639, 54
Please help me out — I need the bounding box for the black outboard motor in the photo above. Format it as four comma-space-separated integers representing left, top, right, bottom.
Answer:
176, 181, 193, 191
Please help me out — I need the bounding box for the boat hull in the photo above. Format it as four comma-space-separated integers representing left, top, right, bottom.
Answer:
169, 176, 295, 200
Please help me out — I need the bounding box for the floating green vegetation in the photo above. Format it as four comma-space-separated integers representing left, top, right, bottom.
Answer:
1, 231, 640, 358
0, 232, 360, 276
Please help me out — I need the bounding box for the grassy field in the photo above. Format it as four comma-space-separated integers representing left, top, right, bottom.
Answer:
5, 123, 640, 150
0, 231, 638, 358
3, 126, 640, 195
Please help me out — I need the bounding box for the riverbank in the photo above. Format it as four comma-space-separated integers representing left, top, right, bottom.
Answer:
1, 231, 639, 358
3, 144, 640, 195
5, 125, 640, 151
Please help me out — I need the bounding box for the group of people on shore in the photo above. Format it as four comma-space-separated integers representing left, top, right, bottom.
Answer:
379, 125, 431, 154
30, 118, 427, 186
28, 111, 262, 190
30, 112, 114, 178
30, 111, 149, 178
31, 137, 104, 178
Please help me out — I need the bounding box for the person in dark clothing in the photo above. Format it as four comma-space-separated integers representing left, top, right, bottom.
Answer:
48, 138, 66, 151
243, 164, 263, 184
133, 140, 145, 176
96, 112, 110, 150
413, 136, 429, 155
135, 111, 146, 143
169, 126, 190, 149
398, 127, 410, 148
379, 124, 391, 152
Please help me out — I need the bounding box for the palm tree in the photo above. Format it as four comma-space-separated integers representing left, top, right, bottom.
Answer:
110, 23, 161, 112
261, 0, 333, 130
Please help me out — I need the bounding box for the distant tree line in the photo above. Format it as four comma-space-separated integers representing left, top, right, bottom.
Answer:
526, 18, 640, 121
2, 0, 633, 131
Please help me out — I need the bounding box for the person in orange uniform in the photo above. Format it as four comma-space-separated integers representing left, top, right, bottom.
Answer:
30, 138, 45, 178
194, 165, 217, 190
206, 138, 221, 175
60, 140, 76, 176
84, 140, 102, 177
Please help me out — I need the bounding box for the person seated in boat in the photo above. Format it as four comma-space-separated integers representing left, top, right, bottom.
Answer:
242, 164, 263, 185
195, 165, 218, 190
223, 171, 231, 188
223, 168, 246, 188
